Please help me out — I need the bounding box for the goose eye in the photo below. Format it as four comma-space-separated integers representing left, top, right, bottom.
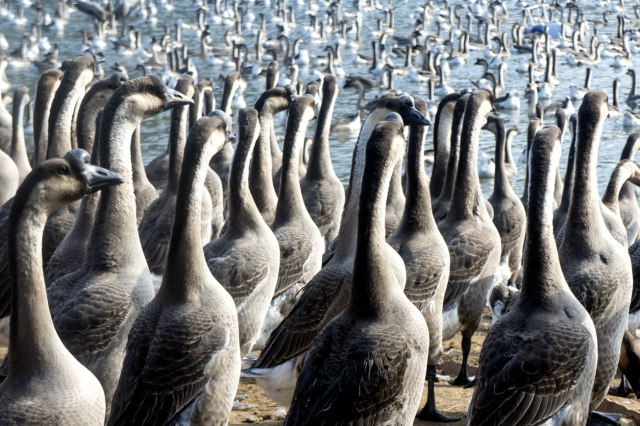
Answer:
145, 85, 152, 92
218, 123, 222, 129
58, 165, 69, 175
386, 102, 391, 108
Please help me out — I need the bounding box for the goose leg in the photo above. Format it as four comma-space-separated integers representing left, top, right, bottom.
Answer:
449, 336, 473, 386
608, 375, 633, 398
416, 365, 461, 422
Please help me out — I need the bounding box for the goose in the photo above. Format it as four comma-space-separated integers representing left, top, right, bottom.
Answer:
625, 68, 640, 107
504, 125, 519, 178
608, 329, 640, 399
32, 69, 61, 164
139, 77, 210, 283
329, 112, 360, 132
432, 93, 469, 223
558, 91, 633, 423
493, 89, 520, 110
255, 95, 323, 351
301, 75, 346, 248
203, 106, 280, 358
385, 98, 456, 422
608, 78, 622, 119
486, 117, 526, 286
618, 130, 640, 243
624, 111, 640, 127
26, 76, 193, 418
569, 66, 592, 100
0, 150, 124, 426
247, 95, 429, 408
283, 113, 429, 426
44, 111, 106, 287
8, 86, 31, 184
434, 64, 454, 96
438, 89, 501, 386
477, 152, 495, 178
250, 86, 295, 225
601, 160, 640, 247
107, 113, 240, 426
429, 92, 462, 200
468, 126, 598, 426
384, 130, 406, 236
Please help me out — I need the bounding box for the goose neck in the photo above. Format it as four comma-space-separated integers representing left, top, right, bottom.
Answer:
249, 104, 278, 214
305, 79, 338, 180
490, 119, 510, 196
33, 72, 62, 166
522, 119, 541, 206
438, 94, 468, 205
430, 93, 459, 198
8, 189, 69, 377
166, 103, 190, 193
76, 85, 114, 153
131, 126, 148, 186
602, 162, 635, 213
566, 97, 607, 240
11, 93, 31, 179
273, 99, 314, 224
349, 121, 404, 316
521, 127, 566, 303
400, 117, 434, 233
619, 132, 640, 201
158, 124, 224, 300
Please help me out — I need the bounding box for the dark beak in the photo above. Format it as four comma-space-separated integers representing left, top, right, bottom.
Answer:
83, 164, 124, 194
227, 131, 237, 141
399, 104, 431, 126
164, 87, 193, 110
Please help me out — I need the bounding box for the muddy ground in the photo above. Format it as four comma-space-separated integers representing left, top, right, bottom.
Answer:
1, 309, 638, 425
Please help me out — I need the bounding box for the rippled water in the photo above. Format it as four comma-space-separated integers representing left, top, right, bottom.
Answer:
0, 0, 636, 198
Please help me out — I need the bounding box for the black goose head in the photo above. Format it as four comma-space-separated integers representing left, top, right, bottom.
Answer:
254, 86, 295, 115
374, 95, 431, 126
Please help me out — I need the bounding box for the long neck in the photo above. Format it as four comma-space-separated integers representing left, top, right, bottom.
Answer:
273, 109, 312, 224
8, 199, 69, 377
449, 100, 486, 220
11, 99, 31, 181
166, 104, 190, 193
521, 141, 565, 303
620, 135, 640, 201
158, 135, 218, 301
491, 122, 509, 198
76, 91, 110, 153
348, 139, 399, 316
47, 81, 87, 159
335, 108, 389, 257
131, 126, 148, 186
631, 70, 637, 97
521, 120, 540, 208
230, 132, 264, 237
565, 111, 606, 242
438, 99, 466, 205
398, 122, 435, 233
305, 83, 337, 180
430, 98, 456, 198
602, 164, 632, 214
33, 81, 60, 166
249, 106, 278, 216
86, 102, 144, 267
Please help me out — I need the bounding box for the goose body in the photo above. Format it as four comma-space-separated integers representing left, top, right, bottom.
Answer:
558, 91, 633, 415
487, 119, 526, 286
301, 76, 345, 248
248, 95, 428, 408
283, 114, 429, 426
469, 126, 597, 426
438, 89, 501, 386
108, 113, 240, 426
0, 150, 124, 425
28, 76, 193, 419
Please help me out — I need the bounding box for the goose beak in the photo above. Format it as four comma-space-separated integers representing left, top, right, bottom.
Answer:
84, 164, 125, 194
399, 104, 431, 126
163, 87, 194, 110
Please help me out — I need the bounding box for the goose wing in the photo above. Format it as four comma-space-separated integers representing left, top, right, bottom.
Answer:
253, 262, 348, 369
302, 183, 340, 236
468, 315, 592, 426
396, 243, 447, 311
205, 241, 270, 305
284, 320, 409, 426
108, 301, 229, 426
493, 203, 525, 259
0, 400, 59, 425
442, 231, 495, 307
274, 228, 318, 297
49, 274, 132, 367
139, 199, 174, 276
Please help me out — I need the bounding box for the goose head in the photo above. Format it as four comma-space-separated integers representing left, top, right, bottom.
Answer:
372, 94, 431, 126
24, 149, 123, 212
254, 85, 295, 114
114, 74, 194, 119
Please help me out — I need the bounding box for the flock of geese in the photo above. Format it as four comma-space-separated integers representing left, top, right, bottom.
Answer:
0, 0, 640, 425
